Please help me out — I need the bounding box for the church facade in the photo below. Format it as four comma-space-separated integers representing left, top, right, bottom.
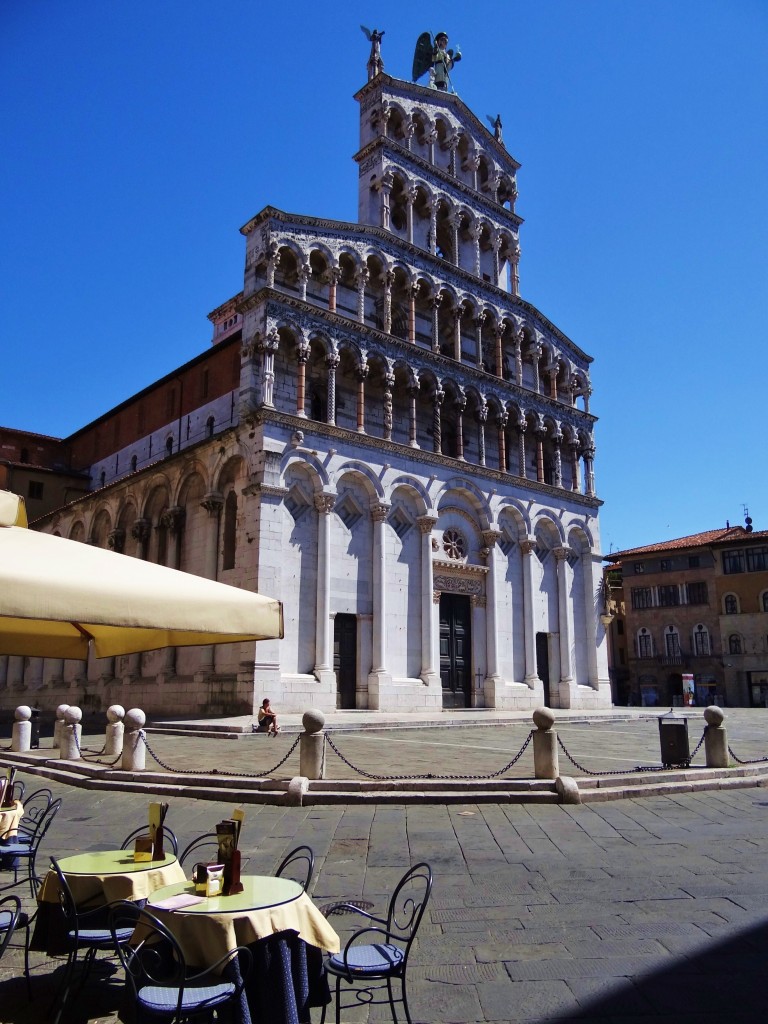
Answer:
1, 55, 611, 717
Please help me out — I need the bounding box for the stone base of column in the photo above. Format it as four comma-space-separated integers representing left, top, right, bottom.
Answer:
367, 670, 393, 711
558, 677, 575, 709
420, 670, 440, 691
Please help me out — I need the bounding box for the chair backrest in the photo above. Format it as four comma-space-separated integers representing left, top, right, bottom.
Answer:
386, 862, 432, 957
26, 798, 62, 894
0, 895, 21, 962
50, 856, 79, 936
109, 901, 189, 1018
120, 824, 179, 857
11, 780, 25, 803
178, 832, 218, 869
17, 787, 53, 838
275, 845, 315, 893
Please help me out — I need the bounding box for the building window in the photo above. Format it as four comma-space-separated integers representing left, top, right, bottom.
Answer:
442, 529, 466, 560
724, 594, 739, 614
723, 550, 745, 574
165, 437, 174, 457
634, 562, 645, 574
20, 447, 30, 463
27, 481, 43, 500
657, 585, 680, 607
223, 490, 237, 570
746, 547, 768, 572
130, 455, 138, 472
99, 471, 106, 487
729, 634, 742, 655
693, 625, 710, 656
631, 587, 654, 610
206, 416, 215, 439
688, 555, 700, 568
660, 559, 671, 571
637, 629, 654, 658
686, 581, 708, 605
665, 627, 681, 660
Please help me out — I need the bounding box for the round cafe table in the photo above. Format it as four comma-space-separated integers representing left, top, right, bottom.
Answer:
38, 849, 186, 905
0, 800, 24, 840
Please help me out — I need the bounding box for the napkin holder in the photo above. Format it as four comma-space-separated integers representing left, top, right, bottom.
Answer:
134, 836, 153, 862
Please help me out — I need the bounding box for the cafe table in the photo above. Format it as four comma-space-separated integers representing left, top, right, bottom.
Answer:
0, 800, 24, 840
147, 875, 340, 1024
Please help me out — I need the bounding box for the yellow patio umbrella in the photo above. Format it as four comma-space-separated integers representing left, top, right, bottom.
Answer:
0, 491, 283, 659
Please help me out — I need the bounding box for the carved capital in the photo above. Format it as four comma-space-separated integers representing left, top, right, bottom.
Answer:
107, 528, 125, 553
160, 506, 186, 534
417, 515, 438, 535
370, 502, 390, 523
553, 546, 572, 562
201, 493, 224, 516
482, 530, 502, 549
131, 518, 150, 544
520, 539, 536, 556
314, 494, 335, 515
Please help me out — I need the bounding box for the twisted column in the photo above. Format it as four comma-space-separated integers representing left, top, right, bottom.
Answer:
432, 388, 444, 454
326, 352, 339, 425
356, 365, 368, 433
296, 343, 309, 417
497, 412, 508, 472
383, 372, 395, 441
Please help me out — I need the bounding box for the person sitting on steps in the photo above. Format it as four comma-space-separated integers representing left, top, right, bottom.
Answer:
254, 698, 280, 736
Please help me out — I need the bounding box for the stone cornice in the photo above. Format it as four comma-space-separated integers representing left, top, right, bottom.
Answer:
250, 406, 602, 512
353, 136, 523, 229
433, 558, 489, 576
240, 288, 597, 431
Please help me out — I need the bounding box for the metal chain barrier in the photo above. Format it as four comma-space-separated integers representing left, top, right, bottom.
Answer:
140, 730, 301, 778
557, 725, 710, 776
72, 727, 123, 767
323, 730, 534, 781
727, 745, 768, 766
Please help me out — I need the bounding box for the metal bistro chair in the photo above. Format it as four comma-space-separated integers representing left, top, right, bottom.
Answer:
0, 796, 62, 899
6, 786, 52, 847
178, 832, 218, 870
0, 894, 32, 998
321, 862, 433, 1024
109, 901, 252, 1023
121, 824, 179, 858
275, 845, 315, 893
49, 856, 135, 1020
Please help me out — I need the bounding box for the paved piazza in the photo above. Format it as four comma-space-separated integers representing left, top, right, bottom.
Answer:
3, 712, 768, 1022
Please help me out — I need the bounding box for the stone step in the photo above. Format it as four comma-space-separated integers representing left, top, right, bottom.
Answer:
302, 788, 561, 805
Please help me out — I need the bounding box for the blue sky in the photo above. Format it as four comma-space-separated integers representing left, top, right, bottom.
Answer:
2, 1, 766, 554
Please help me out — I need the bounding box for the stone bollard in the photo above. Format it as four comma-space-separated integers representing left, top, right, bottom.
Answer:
104, 705, 125, 757
299, 709, 326, 781
703, 706, 729, 769
532, 707, 559, 780
53, 703, 70, 750
122, 708, 146, 771
11, 706, 31, 753
60, 706, 82, 760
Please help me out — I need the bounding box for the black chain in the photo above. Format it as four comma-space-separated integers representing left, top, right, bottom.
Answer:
727, 745, 768, 766
323, 730, 534, 781
140, 730, 301, 777
688, 728, 707, 763
71, 726, 123, 767
556, 725, 709, 776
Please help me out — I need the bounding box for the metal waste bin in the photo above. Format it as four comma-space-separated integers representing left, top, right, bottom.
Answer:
658, 713, 689, 768
30, 708, 40, 749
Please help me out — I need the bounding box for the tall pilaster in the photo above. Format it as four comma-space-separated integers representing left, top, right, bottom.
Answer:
313, 494, 335, 682
417, 515, 439, 686
520, 539, 540, 688
554, 547, 574, 707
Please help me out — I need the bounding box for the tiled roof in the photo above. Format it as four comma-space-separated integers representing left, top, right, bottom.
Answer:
606, 526, 768, 560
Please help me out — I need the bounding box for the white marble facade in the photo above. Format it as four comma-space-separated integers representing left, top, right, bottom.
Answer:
0, 64, 611, 716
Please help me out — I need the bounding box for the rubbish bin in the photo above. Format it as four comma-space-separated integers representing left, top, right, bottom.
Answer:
30, 708, 40, 749
658, 714, 689, 768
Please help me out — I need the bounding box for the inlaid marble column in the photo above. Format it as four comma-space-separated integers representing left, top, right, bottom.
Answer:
370, 503, 390, 679
452, 309, 462, 362
296, 343, 309, 417
198, 494, 223, 676
554, 548, 574, 701
448, 134, 459, 176
408, 284, 418, 344
298, 263, 311, 301
313, 495, 335, 679
417, 516, 438, 682
477, 405, 487, 467
408, 384, 420, 448
517, 423, 527, 478
514, 330, 524, 385
511, 247, 520, 296
474, 313, 485, 368
355, 268, 369, 323
469, 222, 481, 277
553, 435, 563, 489
260, 329, 280, 408
467, 154, 480, 191
455, 396, 466, 461
530, 342, 542, 394
356, 365, 368, 433
492, 236, 502, 284
494, 325, 504, 378
426, 129, 437, 165
428, 200, 438, 255
326, 352, 339, 425
584, 445, 596, 497
430, 294, 442, 352
266, 248, 280, 287
583, 384, 592, 414
448, 212, 459, 266
327, 268, 340, 312
549, 365, 559, 400
483, 531, 502, 687
497, 412, 508, 472
378, 173, 393, 231
432, 387, 444, 455
582, 550, 601, 689
383, 270, 393, 333
570, 443, 581, 492
406, 186, 418, 245
535, 427, 546, 483
383, 373, 395, 441
520, 540, 540, 688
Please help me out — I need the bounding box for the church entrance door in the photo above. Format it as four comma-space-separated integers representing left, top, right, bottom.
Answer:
536, 632, 551, 706
333, 614, 357, 709
439, 594, 472, 708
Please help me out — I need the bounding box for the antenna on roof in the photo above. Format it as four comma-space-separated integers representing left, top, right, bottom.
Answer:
743, 504, 753, 533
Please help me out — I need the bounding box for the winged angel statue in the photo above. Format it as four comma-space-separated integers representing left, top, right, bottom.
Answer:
361, 25, 385, 80
412, 30, 462, 92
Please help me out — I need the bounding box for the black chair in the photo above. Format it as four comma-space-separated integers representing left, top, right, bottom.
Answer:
321, 862, 432, 1024
12, 786, 53, 843
178, 832, 218, 869
0, 796, 62, 898
49, 856, 134, 1019
275, 845, 315, 893
0, 894, 31, 998
109, 901, 252, 1023
121, 824, 179, 857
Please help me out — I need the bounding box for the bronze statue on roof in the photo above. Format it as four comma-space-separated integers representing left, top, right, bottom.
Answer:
412, 31, 462, 92
361, 25, 385, 81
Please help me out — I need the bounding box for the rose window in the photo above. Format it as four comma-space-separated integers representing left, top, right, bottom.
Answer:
442, 529, 466, 560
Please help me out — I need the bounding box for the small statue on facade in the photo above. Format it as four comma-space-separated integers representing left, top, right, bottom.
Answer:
412, 31, 462, 92
486, 113, 504, 145
361, 25, 385, 81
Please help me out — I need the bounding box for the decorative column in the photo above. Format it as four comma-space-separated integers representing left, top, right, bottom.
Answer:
549, 364, 559, 400
467, 154, 480, 191
514, 330, 524, 385
455, 395, 466, 461
426, 129, 437, 165
482, 531, 502, 690
378, 172, 393, 231
430, 294, 442, 352
448, 212, 459, 266
296, 342, 309, 417
447, 134, 459, 176
584, 445, 596, 497
327, 267, 340, 312
582, 549, 602, 690
511, 244, 521, 297
408, 283, 418, 344
583, 383, 592, 414
326, 351, 339, 425
428, 200, 438, 256
477, 405, 487, 467
313, 495, 335, 683
474, 313, 486, 368
491, 236, 502, 285
517, 423, 527, 478
469, 222, 481, 277
553, 434, 563, 488
570, 442, 581, 492
497, 411, 508, 472
494, 325, 504, 378
356, 364, 368, 433
554, 548, 575, 705
194, 496, 223, 678
383, 372, 395, 441
355, 267, 369, 323
266, 246, 280, 287
530, 342, 542, 394
452, 308, 462, 362
408, 384, 420, 448
368, 503, 391, 708
383, 270, 393, 333
298, 262, 311, 301
406, 186, 418, 245
535, 427, 546, 483
520, 540, 540, 688
417, 516, 439, 686
432, 387, 444, 454
131, 519, 151, 560
260, 328, 280, 408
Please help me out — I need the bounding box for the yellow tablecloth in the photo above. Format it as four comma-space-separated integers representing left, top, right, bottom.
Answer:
38, 850, 186, 905
0, 801, 23, 840
147, 875, 340, 968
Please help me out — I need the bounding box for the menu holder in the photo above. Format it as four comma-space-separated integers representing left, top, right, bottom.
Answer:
134, 836, 153, 862
1, 769, 16, 808
149, 801, 169, 861
217, 818, 243, 895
